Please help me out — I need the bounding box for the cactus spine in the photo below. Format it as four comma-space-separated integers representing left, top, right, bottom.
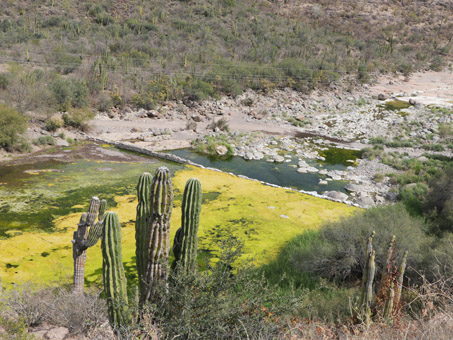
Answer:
101, 212, 131, 330
135, 172, 153, 296
72, 196, 101, 294
137, 167, 173, 304
172, 178, 202, 274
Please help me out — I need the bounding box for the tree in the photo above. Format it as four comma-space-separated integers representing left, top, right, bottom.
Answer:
0, 104, 27, 151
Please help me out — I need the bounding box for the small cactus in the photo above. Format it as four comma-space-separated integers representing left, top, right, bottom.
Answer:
101, 212, 131, 330
172, 178, 202, 274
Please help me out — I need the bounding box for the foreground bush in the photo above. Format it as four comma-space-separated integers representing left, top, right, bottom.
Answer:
137, 239, 298, 339
0, 284, 107, 336
0, 104, 27, 152
289, 204, 429, 282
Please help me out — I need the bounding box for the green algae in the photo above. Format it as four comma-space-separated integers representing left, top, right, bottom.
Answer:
0, 159, 182, 237
318, 147, 362, 166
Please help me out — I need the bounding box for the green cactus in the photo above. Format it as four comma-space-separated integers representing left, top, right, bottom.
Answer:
137, 167, 173, 304
101, 212, 131, 330
394, 250, 408, 308
135, 172, 153, 296
379, 235, 396, 292
72, 196, 101, 294
360, 231, 375, 307
172, 178, 202, 274
86, 199, 108, 248
364, 250, 375, 327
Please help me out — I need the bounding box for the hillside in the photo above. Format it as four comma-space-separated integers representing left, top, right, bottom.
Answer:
0, 0, 451, 114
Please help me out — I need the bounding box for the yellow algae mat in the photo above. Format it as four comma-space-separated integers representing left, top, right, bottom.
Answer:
0, 165, 356, 286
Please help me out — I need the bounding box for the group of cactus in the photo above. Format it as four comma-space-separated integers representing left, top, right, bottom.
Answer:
72, 166, 202, 331
359, 231, 408, 327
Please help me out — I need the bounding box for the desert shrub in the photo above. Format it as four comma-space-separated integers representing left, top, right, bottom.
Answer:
0, 72, 9, 89
289, 204, 429, 282
45, 117, 63, 132
0, 316, 35, 340
182, 78, 214, 101
44, 288, 107, 335
62, 108, 94, 131
0, 284, 52, 327
35, 136, 56, 146
423, 166, 453, 235
422, 233, 453, 281
142, 239, 298, 339
439, 123, 453, 141
192, 135, 234, 158
207, 117, 229, 132
0, 104, 27, 151
400, 182, 429, 215
97, 92, 113, 112
49, 77, 88, 111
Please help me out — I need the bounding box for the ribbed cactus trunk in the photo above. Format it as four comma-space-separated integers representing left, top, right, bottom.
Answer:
137, 167, 173, 304
364, 250, 375, 327
383, 282, 395, 322
172, 178, 202, 274
360, 231, 375, 307
394, 250, 408, 308
72, 196, 100, 294
135, 172, 152, 296
102, 212, 131, 330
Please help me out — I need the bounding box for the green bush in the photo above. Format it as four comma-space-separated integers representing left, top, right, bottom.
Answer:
62, 108, 94, 131
0, 73, 9, 90
423, 166, 453, 235
35, 136, 56, 146
0, 104, 27, 152
289, 204, 429, 282
45, 117, 63, 132
143, 239, 297, 339
49, 77, 88, 111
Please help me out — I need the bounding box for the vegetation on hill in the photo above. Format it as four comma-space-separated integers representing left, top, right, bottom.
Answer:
0, 0, 451, 116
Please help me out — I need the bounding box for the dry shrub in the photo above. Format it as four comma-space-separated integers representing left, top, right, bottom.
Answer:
0, 284, 107, 336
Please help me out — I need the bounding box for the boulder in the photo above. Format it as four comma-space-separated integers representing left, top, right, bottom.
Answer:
215, 145, 228, 156
345, 183, 361, 192
378, 93, 387, 101
324, 191, 348, 201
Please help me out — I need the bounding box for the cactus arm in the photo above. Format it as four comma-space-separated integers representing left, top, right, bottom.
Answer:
102, 212, 131, 330
86, 199, 108, 248
172, 178, 202, 274
72, 197, 101, 294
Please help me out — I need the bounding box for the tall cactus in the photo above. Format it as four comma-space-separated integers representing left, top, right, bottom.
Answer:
379, 235, 396, 292
137, 167, 173, 304
360, 231, 375, 307
135, 172, 153, 296
101, 212, 131, 330
394, 250, 408, 308
72, 196, 101, 294
172, 178, 202, 274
